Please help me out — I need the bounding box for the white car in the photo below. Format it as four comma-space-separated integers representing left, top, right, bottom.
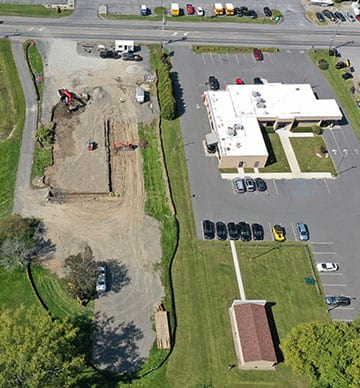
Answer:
96, 264, 107, 292
316, 262, 339, 272
346, 12, 356, 22
196, 6, 204, 16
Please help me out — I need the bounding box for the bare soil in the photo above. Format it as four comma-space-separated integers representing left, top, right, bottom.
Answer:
19, 39, 164, 373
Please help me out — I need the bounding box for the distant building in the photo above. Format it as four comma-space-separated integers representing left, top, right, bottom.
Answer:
229, 300, 277, 370
204, 83, 342, 169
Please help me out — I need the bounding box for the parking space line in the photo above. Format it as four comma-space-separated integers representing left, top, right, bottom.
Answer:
218, 54, 223, 64
333, 318, 354, 321
313, 251, 336, 254
234, 54, 240, 64
332, 307, 355, 311
266, 53, 273, 64
243, 53, 248, 64
226, 53, 231, 63
210, 53, 215, 64
201, 53, 206, 65
323, 179, 331, 195
272, 179, 279, 195
329, 130, 343, 157
312, 241, 333, 245
339, 127, 353, 155
291, 223, 297, 241
323, 283, 347, 286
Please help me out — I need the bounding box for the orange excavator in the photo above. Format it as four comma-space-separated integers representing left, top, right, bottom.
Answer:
114, 141, 136, 152
57, 88, 80, 111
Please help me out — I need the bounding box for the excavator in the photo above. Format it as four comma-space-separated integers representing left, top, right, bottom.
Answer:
57, 88, 88, 111
114, 141, 136, 152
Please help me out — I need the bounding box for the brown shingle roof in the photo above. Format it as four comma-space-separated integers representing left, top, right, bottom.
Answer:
233, 303, 277, 363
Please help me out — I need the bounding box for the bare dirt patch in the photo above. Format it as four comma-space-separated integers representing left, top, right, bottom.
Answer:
19, 39, 163, 373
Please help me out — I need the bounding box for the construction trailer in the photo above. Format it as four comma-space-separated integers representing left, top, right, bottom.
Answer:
170, 3, 180, 16
225, 3, 234, 15
115, 40, 135, 53
214, 3, 224, 15
135, 87, 145, 104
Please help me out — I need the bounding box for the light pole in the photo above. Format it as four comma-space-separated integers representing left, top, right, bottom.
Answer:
329, 20, 341, 51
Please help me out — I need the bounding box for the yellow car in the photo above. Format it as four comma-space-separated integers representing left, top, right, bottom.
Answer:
272, 225, 285, 242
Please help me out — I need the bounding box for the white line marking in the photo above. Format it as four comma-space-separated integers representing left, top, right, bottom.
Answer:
312, 241, 333, 245
313, 251, 337, 254
229, 240, 246, 299
234, 53, 240, 64
210, 53, 214, 64
273, 179, 279, 195
333, 318, 354, 321
201, 53, 206, 65
339, 127, 353, 155
332, 307, 354, 311
243, 53, 248, 64
226, 53, 231, 63
319, 272, 344, 276
329, 130, 343, 157
218, 54, 223, 64
267, 52, 274, 64
291, 223, 297, 240
323, 283, 347, 287
323, 179, 331, 195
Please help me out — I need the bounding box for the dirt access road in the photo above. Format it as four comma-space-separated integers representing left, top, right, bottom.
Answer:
19, 39, 164, 373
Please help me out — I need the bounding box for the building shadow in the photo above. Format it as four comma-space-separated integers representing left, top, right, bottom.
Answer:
261, 128, 277, 166
337, 107, 349, 126
170, 71, 186, 117
92, 312, 145, 374
106, 260, 130, 293
265, 302, 284, 363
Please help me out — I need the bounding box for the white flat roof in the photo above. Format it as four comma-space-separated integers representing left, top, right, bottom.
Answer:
205, 83, 342, 158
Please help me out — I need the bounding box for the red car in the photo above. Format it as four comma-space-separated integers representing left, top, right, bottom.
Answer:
235, 78, 244, 85
253, 48, 263, 61
186, 3, 195, 14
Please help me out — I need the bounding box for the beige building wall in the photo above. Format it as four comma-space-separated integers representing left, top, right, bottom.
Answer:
218, 154, 267, 169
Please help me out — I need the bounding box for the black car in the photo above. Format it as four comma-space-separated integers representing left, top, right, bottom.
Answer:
263, 7, 272, 17
209, 76, 220, 91
253, 77, 263, 85
255, 177, 267, 191
316, 12, 325, 23
202, 220, 215, 240
228, 222, 240, 240
238, 222, 251, 241
122, 53, 143, 61
100, 50, 120, 59
323, 9, 336, 21
234, 7, 243, 16
342, 72, 353, 80
326, 295, 351, 306
335, 11, 346, 22
335, 61, 347, 69
251, 223, 264, 241
216, 222, 227, 240
329, 48, 340, 57
248, 10, 257, 19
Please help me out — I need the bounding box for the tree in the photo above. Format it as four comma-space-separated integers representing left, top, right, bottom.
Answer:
0, 215, 40, 270
0, 306, 86, 387
64, 245, 98, 304
281, 320, 360, 388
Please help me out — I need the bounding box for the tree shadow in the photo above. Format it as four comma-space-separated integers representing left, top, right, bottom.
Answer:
34, 221, 56, 259
265, 302, 284, 363
92, 312, 145, 374
170, 71, 185, 117
106, 260, 130, 293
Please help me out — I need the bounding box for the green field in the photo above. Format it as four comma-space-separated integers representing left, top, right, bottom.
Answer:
0, 4, 72, 17
290, 137, 337, 175
0, 39, 25, 219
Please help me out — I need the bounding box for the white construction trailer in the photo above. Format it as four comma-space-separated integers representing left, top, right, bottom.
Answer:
115, 40, 135, 53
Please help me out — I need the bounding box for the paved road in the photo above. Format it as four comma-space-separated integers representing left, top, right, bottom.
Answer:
11, 39, 38, 215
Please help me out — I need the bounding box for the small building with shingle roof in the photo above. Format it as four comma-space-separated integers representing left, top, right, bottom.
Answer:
229, 299, 277, 370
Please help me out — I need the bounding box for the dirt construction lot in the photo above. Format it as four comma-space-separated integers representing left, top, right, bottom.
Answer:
20, 39, 164, 373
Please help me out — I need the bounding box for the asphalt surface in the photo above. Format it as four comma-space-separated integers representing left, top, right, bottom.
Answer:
171, 46, 360, 321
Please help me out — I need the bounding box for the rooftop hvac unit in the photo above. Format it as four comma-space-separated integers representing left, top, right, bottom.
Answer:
233, 123, 244, 130
257, 103, 266, 108
252, 90, 260, 97
256, 98, 265, 103
227, 126, 237, 136
236, 142, 242, 148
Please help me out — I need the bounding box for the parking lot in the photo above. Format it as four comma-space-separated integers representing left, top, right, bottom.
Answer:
171, 45, 360, 321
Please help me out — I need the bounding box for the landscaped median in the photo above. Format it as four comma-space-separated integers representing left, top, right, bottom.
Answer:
0, 4, 72, 17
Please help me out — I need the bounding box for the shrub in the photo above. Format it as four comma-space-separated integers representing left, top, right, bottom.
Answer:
318, 59, 329, 70
312, 125, 322, 135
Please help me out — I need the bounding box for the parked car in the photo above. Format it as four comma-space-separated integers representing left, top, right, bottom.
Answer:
196, 6, 204, 16
100, 50, 120, 59
244, 176, 256, 192
216, 222, 227, 240
253, 77, 263, 85
235, 78, 245, 85
248, 10, 257, 19
251, 223, 264, 240
209, 76, 220, 90
263, 6, 272, 17
140, 4, 149, 16
122, 53, 143, 61
186, 3, 195, 14
234, 7, 243, 16
317, 262, 339, 272
335, 11, 346, 22
316, 12, 325, 23
323, 9, 336, 21
326, 295, 351, 306
228, 222, 240, 240
346, 12, 356, 22
335, 61, 347, 69
253, 48, 263, 61
296, 222, 309, 241
96, 264, 107, 293
255, 177, 267, 191
202, 220, 215, 239
238, 222, 251, 241
329, 48, 340, 57
272, 224, 285, 242
342, 72, 353, 80
233, 177, 246, 193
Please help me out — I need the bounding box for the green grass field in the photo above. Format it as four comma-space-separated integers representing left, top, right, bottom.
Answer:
290, 137, 336, 175
31, 147, 52, 180
0, 4, 72, 17
0, 39, 25, 219
259, 133, 290, 172
192, 45, 279, 54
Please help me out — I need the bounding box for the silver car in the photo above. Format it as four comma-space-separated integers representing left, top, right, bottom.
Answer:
346, 12, 356, 22
296, 223, 309, 241
244, 176, 256, 192
96, 264, 107, 293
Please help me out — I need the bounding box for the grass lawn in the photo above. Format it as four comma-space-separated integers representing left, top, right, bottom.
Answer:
259, 133, 290, 173
0, 39, 25, 219
308, 50, 360, 141
192, 45, 279, 54
26, 41, 44, 98
31, 265, 93, 320
290, 137, 337, 175
31, 147, 52, 180
0, 4, 72, 17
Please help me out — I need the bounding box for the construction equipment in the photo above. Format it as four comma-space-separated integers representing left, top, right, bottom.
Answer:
57, 88, 88, 112
114, 141, 136, 152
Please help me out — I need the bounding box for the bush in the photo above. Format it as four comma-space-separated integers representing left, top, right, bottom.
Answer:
312, 125, 322, 135
318, 59, 329, 70
154, 6, 166, 16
